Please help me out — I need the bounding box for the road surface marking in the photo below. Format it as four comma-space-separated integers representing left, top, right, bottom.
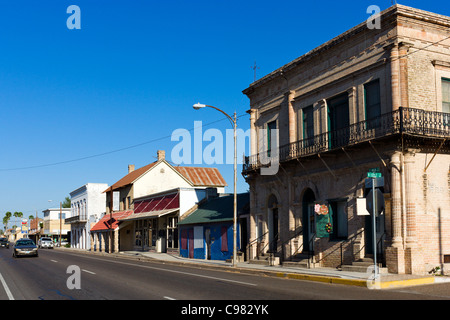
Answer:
0, 272, 14, 300
56, 251, 257, 287
164, 296, 176, 300
50, 260, 58, 263
82, 269, 96, 275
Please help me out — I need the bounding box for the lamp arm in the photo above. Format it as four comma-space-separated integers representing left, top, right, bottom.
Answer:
204, 105, 235, 126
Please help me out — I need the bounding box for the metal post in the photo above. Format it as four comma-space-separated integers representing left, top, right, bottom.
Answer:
110, 189, 113, 253
193, 103, 238, 267
233, 112, 237, 267
372, 177, 377, 280
59, 202, 62, 247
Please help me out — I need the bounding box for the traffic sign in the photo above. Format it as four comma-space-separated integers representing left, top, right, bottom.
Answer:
366, 188, 385, 216
367, 168, 382, 178
365, 177, 384, 188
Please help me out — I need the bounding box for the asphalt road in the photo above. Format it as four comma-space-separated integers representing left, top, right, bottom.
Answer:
1, 246, 450, 305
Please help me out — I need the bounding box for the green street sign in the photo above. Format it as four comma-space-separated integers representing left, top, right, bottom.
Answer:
367, 168, 382, 178
367, 172, 382, 178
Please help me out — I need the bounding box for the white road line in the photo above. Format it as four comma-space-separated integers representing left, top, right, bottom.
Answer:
50, 260, 58, 263
164, 296, 176, 300
82, 269, 96, 275
0, 272, 14, 300
55, 251, 257, 287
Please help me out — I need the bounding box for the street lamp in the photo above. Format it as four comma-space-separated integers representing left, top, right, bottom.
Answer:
193, 103, 238, 267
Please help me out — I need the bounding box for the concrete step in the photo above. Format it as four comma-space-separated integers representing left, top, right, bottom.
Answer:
249, 254, 280, 266
282, 260, 309, 268
341, 258, 388, 273
248, 258, 270, 265
341, 264, 388, 274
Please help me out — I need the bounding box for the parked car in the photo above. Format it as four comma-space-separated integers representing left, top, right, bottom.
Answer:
0, 237, 9, 249
13, 239, 38, 258
38, 237, 54, 249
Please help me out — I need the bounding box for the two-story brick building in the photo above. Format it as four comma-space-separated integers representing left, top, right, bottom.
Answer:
242, 4, 450, 275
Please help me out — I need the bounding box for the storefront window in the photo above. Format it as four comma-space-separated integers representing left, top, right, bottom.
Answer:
149, 219, 158, 247
167, 216, 178, 249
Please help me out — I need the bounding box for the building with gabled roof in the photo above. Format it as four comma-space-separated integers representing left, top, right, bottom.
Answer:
91, 150, 227, 253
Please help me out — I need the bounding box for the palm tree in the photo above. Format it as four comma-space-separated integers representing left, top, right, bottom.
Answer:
13, 212, 23, 233
3, 212, 11, 230
13, 212, 23, 219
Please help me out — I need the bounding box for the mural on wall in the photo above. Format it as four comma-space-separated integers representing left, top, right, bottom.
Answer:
315, 204, 332, 238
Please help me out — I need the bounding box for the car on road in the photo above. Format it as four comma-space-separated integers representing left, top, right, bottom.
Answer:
0, 237, 9, 249
38, 237, 54, 249
13, 239, 38, 258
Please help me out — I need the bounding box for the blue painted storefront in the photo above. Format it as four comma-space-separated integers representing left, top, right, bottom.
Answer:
179, 222, 240, 261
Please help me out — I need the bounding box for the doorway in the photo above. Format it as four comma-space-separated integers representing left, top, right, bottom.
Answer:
267, 195, 279, 254
204, 228, 211, 260
302, 188, 316, 252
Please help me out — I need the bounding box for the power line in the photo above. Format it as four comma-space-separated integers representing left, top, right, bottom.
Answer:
0, 113, 249, 172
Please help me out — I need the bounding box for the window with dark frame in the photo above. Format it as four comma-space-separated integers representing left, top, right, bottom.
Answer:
443, 78, 450, 112
267, 120, 277, 157
364, 79, 381, 129
302, 105, 314, 147
443, 78, 450, 126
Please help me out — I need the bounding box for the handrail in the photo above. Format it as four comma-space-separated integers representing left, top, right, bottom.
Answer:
337, 230, 386, 268
247, 227, 308, 264
338, 229, 364, 268
246, 231, 269, 259
244, 107, 450, 173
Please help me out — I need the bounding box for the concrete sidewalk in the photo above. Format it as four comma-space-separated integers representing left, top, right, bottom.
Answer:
116, 250, 450, 289
58, 247, 449, 289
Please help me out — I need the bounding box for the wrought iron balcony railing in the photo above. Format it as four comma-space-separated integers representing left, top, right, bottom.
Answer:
243, 107, 449, 173
65, 214, 88, 224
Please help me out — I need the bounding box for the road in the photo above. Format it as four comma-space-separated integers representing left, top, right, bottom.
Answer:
1, 246, 450, 304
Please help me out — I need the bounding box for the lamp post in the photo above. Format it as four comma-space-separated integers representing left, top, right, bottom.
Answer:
193, 103, 238, 267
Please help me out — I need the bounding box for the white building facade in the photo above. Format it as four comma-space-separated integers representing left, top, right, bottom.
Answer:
68, 183, 109, 250
42, 208, 72, 242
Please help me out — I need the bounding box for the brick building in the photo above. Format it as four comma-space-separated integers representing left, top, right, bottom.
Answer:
242, 5, 450, 275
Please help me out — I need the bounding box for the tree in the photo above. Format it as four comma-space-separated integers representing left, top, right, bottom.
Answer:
62, 197, 71, 208
13, 211, 23, 220
3, 212, 11, 230
13, 212, 23, 231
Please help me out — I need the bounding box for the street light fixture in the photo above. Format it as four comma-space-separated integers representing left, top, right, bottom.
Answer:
193, 103, 206, 110
193, 103, 238, 267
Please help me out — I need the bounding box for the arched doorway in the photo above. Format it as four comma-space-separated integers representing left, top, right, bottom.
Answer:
267, 195, 279, 253
302, 188, 316, 253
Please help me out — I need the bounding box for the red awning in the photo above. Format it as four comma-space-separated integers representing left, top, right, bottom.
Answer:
133, 192, 179, 214
91, 210, 133, 232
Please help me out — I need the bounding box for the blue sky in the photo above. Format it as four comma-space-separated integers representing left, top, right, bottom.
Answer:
0, 0, 449, 222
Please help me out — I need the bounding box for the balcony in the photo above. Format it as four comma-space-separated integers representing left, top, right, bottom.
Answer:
243, 107, 450, 174
65, 214, 88, 224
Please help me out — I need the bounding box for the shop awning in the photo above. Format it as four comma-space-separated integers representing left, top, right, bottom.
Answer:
119, 208, 179, 221
122, 192, 180, 221
91, 210, 133, 232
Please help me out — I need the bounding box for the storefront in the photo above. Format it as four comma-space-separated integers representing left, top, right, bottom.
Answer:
120, 191, 180, 253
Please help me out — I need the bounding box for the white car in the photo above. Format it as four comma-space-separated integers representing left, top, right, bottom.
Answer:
38, 237, 54, 249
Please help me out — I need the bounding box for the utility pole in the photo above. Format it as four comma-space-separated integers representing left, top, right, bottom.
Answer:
110, 189, 113, 253
36, 210, 39, 245
59, 202, 62, 247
